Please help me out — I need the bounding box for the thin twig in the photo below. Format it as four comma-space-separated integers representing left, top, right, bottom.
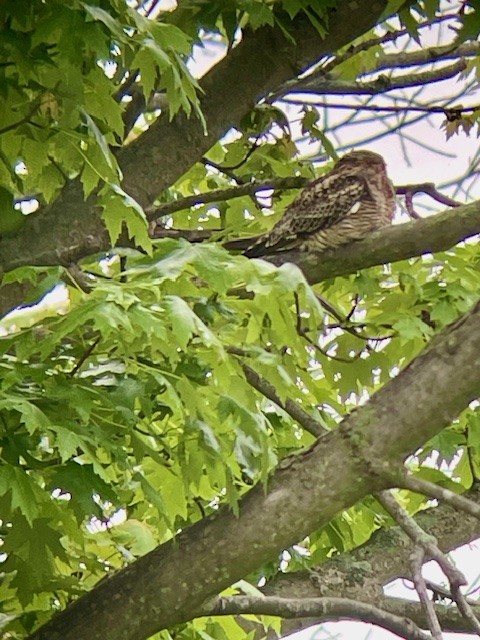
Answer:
376, 41, 480, 72
381, 489, 480, 633
396, 183, 462, 210
295, 293, 368, 363
376, 490, 467, 590
150, 228, 220, 242
282, 60, 467, 97
397, 474, 480, 521
0, 98, 42, 136
145, 177, 307, 221
411, 547, 444, 640
281, 98, 480, 116
201, 157, 246, 185
204, 136, 262, 172
227, 349, 326, 438
319, 14, 461, 76
375, 488, 480, 640
69, 336, 101, 377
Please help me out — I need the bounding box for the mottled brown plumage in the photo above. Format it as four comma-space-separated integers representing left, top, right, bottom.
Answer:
224, 150, 395, 257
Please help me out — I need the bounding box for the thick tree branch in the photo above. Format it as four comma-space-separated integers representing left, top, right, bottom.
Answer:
0, 1, 388, 314
29, 297, 480, 640
205, 595, 429, 640
376, 41, 480, 71
2, 196, 478, 317
266, 199, 480, 285
257, 485, 480, 639
281, 59, 466, 96
266, 597, 480, 640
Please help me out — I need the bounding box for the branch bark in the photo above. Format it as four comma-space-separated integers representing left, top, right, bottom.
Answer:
279, 60, 466, 96
206, 596, 430, 640
257, 485, 480, 639
266, 199, 480, 285
29, 297, 480, 640
2, 195, 479, 317
0, 0, 388, 315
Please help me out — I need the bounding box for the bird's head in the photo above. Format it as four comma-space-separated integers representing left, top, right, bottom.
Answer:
336, 150, 387, 169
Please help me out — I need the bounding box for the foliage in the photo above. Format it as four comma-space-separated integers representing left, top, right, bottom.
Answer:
1, 0, 480, 639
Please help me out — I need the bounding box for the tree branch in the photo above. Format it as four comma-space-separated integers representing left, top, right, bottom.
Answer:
204, 595, 429, 640
270, 596, 480, 640
257, 485, 480, 639
376, 490, 467, 589
28, 297, 480, 640
281, 59, 466, 97
375, 41, 480, 71
0, 1, 388, 315
145, 177, 307, 221
375, 490, 480, 637
240, 362, 326, 438
2, 196, 478, 317
266, 198, 480, 286
397, 474, 480, 521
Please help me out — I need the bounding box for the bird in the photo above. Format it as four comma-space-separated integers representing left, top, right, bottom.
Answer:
223, 150, 396, 258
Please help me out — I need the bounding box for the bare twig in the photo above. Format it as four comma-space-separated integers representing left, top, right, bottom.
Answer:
289, 14, 461, 80
397, 474, 480, 521
315, 293, 394, 341
294, 293, 368, 363
203, 136, 262, 172
395, 182, 462, 218
411, 547, 444, 640
281, 98, 480, 117
145, 177, 307, 221
69, 336, 101, 377
231, 355, 326, 438
376, 41, 480, 71
396, 183, 462, 209
200, 157, 246, 185
376, 490, 467, 592
376, 489, 478, 634
450, 584, 480, 635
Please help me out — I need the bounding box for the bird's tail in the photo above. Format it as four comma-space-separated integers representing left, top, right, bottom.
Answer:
223, 235, 267, 257
224, 233, 295, 257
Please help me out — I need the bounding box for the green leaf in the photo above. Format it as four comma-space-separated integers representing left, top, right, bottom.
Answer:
0, 187, 24, 236
82, 4, 127, 41
9, 469, 42, 526
81, 108, 117, 172
100, 183, 152, 252
48, 462, 118, 522
111, 519, 157, 556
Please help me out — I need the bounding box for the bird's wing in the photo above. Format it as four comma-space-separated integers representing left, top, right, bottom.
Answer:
226, 172, 369, 258
268, 172, 368, 245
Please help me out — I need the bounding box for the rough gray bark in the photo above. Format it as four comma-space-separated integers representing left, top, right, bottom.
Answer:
256, 485, 480, 638
28, 299, 480, 640
0, 0, 387, 315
